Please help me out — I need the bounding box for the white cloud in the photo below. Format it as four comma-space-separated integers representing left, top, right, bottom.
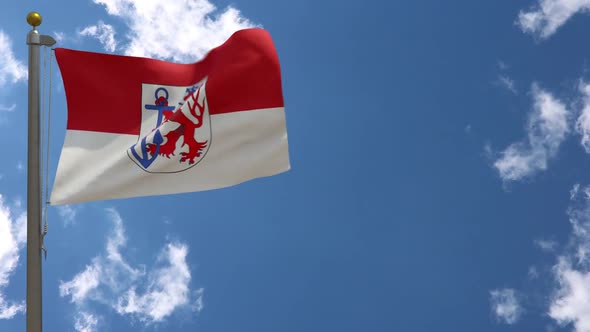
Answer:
0, 31, 26, 86
575, 83, 590, 153
536, 238, 559, 252
78, 21, 117, 52
492, 184, 590, 331
550, 259, 590, 331
0, 104, 16, 112
572, 183, 582, 199
57, 205, 77, 225
0, 195, 26, 319
497, 75, 518, 94
114, 243, 194, 323
192, 288, 204, 313
92, 0, 256, 62
0, 294, 24, 320
566, 189, 590, 266
74, 312, 99, 332
103, 209, 143, 284
546, 185, 590, 331
60, 209, 142, 304
490, 288, 522, 324
493, 84, 569, 182
518, 0, 590, 39
60, 208, 202, 327
53, 31, 66, 44
60, 264, 101, 304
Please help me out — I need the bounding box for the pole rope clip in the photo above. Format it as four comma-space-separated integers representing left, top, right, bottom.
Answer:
40, 222, 48, 260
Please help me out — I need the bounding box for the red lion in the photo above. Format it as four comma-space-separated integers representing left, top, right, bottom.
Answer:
147, 86, 208, 164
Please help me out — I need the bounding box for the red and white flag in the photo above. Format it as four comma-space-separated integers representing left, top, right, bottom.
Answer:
50, 28, 290, 205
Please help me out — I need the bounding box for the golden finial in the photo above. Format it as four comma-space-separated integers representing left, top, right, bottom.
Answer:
26, 12, 42, 28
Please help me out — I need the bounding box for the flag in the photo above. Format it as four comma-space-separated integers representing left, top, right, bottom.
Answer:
50, 28, 290, 205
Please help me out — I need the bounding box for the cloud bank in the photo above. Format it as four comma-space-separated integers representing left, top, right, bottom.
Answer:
0, 195, 26, 319
60, 209, 203, 331
545, 185, 590, 331
494, 185, 590, 331
89, 0, 256, 61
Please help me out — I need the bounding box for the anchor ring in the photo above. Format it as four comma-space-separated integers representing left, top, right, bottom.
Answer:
154, 87, 169, 101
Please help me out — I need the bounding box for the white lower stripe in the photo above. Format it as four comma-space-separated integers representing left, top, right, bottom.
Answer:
50, 107, 290, 205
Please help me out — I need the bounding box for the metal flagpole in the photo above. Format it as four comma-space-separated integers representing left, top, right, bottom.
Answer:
26, 12, 55, 332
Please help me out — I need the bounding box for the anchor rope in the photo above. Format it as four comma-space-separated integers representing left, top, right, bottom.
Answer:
41, 47, 45, 207
40, 47, 54, 259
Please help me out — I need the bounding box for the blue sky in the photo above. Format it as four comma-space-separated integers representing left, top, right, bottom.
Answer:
5, 0, 590, 331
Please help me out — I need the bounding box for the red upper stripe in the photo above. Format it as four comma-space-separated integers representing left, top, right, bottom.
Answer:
56, 28, 284, 135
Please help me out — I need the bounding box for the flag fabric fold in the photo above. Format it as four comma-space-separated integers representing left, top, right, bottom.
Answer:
50, 28, 290, 205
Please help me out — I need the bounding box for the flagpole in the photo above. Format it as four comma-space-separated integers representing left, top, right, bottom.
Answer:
26, 12, 55, 332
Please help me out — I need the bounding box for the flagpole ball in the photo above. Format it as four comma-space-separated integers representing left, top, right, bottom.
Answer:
26, 12, 42, 28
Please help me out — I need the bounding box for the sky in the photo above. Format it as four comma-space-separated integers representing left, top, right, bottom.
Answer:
6, 0, 590, 331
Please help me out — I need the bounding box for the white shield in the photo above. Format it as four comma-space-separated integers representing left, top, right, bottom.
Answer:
128, 78, 211, 173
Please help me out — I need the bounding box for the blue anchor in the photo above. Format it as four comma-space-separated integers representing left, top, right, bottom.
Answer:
131, 87, 176, 169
